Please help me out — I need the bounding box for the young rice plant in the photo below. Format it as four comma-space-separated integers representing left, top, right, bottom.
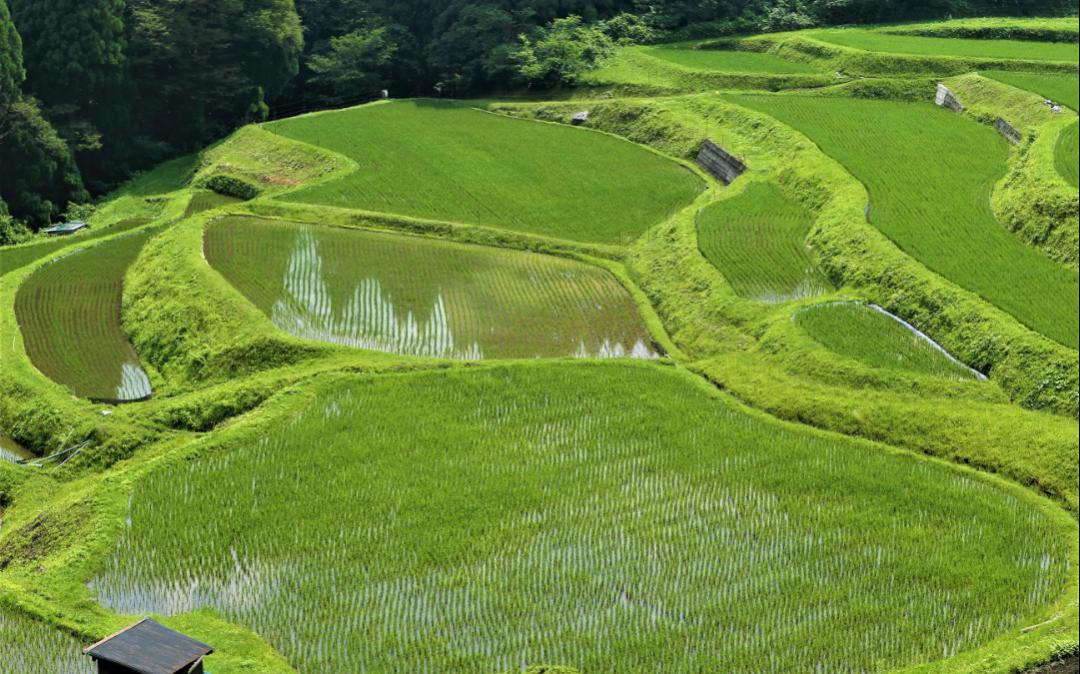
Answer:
91, 362, 1071, 674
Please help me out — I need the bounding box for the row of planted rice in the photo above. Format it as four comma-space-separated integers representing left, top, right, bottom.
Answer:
14, 229, 156, 401
90, 362, 1072, 674
729, 93, 1080, 349
205, 217, 659, 359
696, 182, 832, 303
264, 100, 704, 246
0, 609, 91, 673
795, 301, 982, 380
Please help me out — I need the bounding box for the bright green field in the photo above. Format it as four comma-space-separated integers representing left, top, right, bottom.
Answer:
0, 609, 91, 673
0, 218, 149, 278
1056, 120, 1080, 188
697, 182, 831, 302
731, 94, 1080, 349
796, 302, 980, 380
265, 100, 703, 245
184, 190, 240, 217
90, 362, 1070, 674
643, 45, 819, 73
810, 29, 1080, 62
205, 217, 659, 359
15, 231, 156, 401
982, 70, 1080, 110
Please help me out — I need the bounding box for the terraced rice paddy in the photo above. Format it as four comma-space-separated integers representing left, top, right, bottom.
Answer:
697, 182, 830, 302
795, 302, 981, 380
730, 94, 1080, 348
809, 29, 1080, 62
265, 100, 702, 245
0, 218, 149, 278
0, 434, 32, 463
184, 191, 240, 217
15, 230, 157, 401
91, 362, 1071, 674
642, 45, 819, 73
205, 218, 658, 359
0, 610, 91, 674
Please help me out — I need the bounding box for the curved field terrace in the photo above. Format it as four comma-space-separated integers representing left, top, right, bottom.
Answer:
91, 363, 1071, 674
205, 217, 659, 359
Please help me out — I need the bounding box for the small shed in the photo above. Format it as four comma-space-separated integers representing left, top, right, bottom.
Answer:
44, 220, 88, 236
83, 619, 213, 674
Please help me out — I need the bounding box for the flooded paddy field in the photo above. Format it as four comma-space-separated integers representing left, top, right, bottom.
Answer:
0, 609, 91, 674
91, 362, 1072, 674
795, 302, 984, 380
0, 434, 32, 464
205, 217, 659, 360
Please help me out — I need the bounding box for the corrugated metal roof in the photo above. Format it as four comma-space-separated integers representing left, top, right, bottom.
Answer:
83, 619, 213, 674
44, 220, 88, 234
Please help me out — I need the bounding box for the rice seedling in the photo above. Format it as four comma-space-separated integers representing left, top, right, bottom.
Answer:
642, 45, 820, 73
184, 191, 240, 218
1056, 120, 1080, 187
205, 217, 659, 359
0, 609, 91, 674
795, 301, 981, 380
730, 94, 1080, 348
0, 218, 149, 278
697, 182, 831, 302
264, 100, 703, 245
809, 29, 1079, 62
91, 362, 1071, 674
14, 229, 158, 401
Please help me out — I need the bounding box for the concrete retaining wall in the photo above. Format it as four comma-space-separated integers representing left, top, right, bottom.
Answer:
697, 140, 747, 185
994, 117, 1023, 144
935, 84, 964, 113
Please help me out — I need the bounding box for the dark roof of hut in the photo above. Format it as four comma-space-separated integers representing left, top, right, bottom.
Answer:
83, 618, 213, 674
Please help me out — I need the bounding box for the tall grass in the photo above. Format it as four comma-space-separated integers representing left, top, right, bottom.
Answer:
795, 301, 980, 380
265, 100, 703, 245
91, 362, 1071, 674
697, 182, 831, 302
731, 94, 1079, 348
643, 45, 819, 73
15, 230, 156, 401
0, 609, 91, 674
809, 29, 1079, 62
205, 217, 658, 359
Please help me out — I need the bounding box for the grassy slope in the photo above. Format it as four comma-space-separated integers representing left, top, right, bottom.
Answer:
795, 302, 979, 380
730, 94, 1079, 349
204, 216, 657, 359
697, 181, 830, 302
14, 229, 159, 401
809, 29, 1080, 62
90, 362, 1074, 674
642, 45, 820, 73
265, 100, 702, 245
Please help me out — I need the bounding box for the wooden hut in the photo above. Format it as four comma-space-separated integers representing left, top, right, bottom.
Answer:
83, 619, 213, 674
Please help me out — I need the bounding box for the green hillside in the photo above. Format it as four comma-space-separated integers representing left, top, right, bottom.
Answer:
1, 12, 1078, 674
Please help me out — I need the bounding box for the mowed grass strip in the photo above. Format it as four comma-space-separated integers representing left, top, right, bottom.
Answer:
731, 94, 1080, 348
265, 100, 703, 245
809, 29, 1080, 62
697, 182, 831, 302
796, 302, 979, 380
205, 217, 658, 359
1056, 120, 1080, 188
1, 218, 149, 278
15, 230, 156, 401
642, 45, 819, 73
0, 610, 92, 673
91, 362, 1072, 674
